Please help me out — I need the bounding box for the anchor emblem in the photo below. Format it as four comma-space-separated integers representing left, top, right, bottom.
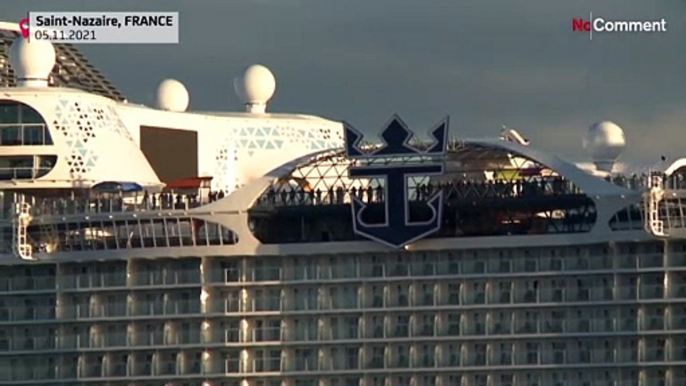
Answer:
344, 115, 449, 248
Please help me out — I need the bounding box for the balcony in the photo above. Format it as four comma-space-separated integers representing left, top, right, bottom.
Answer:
128, 269, 202, 287
156, 360, 177, 376
0, 305, 55, 322
253, 358, 281, 372
0, 277, 56, 292
640, 284, 665, 300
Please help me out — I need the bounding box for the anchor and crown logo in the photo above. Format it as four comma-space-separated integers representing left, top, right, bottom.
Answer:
344, 115, 449, 248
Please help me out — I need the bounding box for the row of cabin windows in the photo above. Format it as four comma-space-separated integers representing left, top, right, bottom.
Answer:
0, 125, 53, 146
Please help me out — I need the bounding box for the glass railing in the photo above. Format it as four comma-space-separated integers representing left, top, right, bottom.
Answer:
202, 261, 686, 286
110, 363, 127, 377
640, 284, 665, 299
0, 277, 56, 292
176, 331, 202, 345
9, 336, 55, 351
131, 362, 152, 376
0, 306, 55, 322
127, 270, 202, 286
0, 166, 52, 180
81, 363, 103, 378
156, 361, 177, 375
223, 358, 240, 373
24, 193, 215, 219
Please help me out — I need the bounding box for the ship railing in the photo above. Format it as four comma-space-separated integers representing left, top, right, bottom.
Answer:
222, 358, 240, 373
4, 333, 686, 357
5, 335, 56, 351
13, 193, 218, 220
133, 363, 152, 377
132, 332, 164, 347
59, 304, 126, 320
0, 306, 55, 322
0, 166, 53, 180
219, 329, 241, 343
0, 276, 56, 292
3, 299, 686, 325
177, 331, 203, 345
0, 368, 52, 382
61, 274, 128, 289
48, 301, 201, 320
101, 333, 129, 348
56, 366, 77, 379
249, 358, 281, 373
122, 300, 201, 317
247, 327, 282, 343
126, 270, 201, 287
156, 361, 177, 376
110, 363, 127, 377
208, 298, 239, 313
153, 360, 204, 376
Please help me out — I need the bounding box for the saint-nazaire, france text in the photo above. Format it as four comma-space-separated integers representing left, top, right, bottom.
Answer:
34, 15, 175, 28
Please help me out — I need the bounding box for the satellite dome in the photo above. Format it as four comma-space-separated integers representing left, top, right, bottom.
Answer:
234, 64, 276, 113
583, 121, 626, 173
155, 79, 189, 112
8, 37, 56, 87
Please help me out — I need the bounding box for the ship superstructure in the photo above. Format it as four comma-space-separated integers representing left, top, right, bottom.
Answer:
0, 24, 685, 386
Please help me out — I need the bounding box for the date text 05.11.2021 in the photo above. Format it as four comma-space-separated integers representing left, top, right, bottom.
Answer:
33, 29, 96, 41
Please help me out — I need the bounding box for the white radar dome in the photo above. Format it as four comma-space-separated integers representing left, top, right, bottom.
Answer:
155, 79, 190, 112
8, 37, 56, 87
583, 121, 626, 173
234, 64, 276, 113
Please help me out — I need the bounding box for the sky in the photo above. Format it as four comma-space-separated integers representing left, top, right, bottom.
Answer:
4, 0, 686, 164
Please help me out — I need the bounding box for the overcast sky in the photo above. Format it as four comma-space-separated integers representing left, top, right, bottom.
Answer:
4, 0, 685, 164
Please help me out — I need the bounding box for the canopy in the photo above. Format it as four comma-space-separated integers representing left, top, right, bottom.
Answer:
91, 181, 144, 193
165, 176, 213, 190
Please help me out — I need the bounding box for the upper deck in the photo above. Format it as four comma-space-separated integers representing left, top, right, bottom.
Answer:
0, 29, 683, 261
4, 135, 679, 261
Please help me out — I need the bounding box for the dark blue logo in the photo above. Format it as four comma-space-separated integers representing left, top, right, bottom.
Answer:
344, 115, 449, 248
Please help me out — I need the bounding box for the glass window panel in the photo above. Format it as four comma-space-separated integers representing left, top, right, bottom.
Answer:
0, 104, 19, 124
1, 126, 21, 145
20, 106, 44, 124
23, 126, 44, 145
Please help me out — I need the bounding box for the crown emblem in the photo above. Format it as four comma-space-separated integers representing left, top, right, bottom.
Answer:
344, 114, 449, 159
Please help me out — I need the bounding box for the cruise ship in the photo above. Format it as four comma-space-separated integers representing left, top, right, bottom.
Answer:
0, 22, 685, 386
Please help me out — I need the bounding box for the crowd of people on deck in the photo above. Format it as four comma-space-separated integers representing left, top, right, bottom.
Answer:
606, 174, 645, 190
31, 190, 228, 216
608, 172, 686, 190
19, 170, 686, 216
257, 177, 583, 207
139, 190, 226, 211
